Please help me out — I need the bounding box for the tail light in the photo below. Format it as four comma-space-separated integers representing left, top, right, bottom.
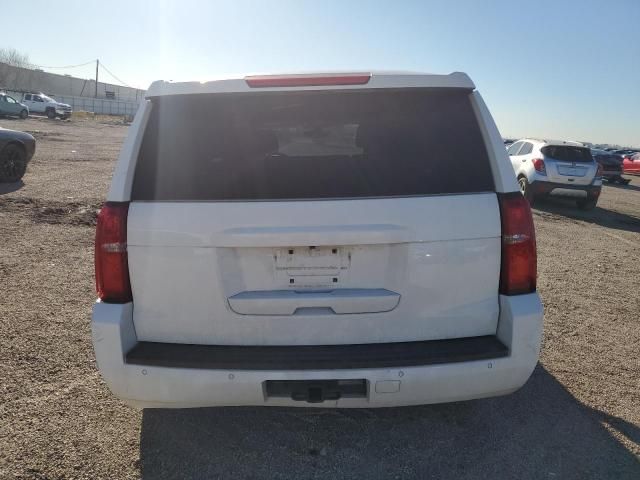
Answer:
95, 202, 132, 303
532, 158, 546, 175
245, 73, 371, 88
498, 192, 537, 295
595, 163, 603, 178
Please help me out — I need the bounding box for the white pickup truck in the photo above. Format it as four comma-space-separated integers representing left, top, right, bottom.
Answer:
21, 92, 72, 119
92, 71, 543, 409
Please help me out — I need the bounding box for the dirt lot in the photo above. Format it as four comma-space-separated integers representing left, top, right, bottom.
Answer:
1, 116, 639, 479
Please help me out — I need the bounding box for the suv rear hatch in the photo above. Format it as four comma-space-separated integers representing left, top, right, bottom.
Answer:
541, 145, 597, 185
126, 86, 501, 346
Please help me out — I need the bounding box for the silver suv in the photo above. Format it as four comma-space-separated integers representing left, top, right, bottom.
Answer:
507, 139, 602, 209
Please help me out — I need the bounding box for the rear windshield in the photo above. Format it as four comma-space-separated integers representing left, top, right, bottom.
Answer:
132, 89, 494, 201
541, 145, 593, 163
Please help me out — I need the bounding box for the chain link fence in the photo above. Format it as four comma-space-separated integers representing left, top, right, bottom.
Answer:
53, 95, 141, 116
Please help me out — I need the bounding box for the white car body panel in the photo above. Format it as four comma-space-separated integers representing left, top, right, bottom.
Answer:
469, 92, 520, 193
145, 71, 475, 98
127, 195, 501, 345
107, 101, 152, 201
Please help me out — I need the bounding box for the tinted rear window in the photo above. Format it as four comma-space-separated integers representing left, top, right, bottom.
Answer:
132, 89, 494, 201
541, 146, 593, 163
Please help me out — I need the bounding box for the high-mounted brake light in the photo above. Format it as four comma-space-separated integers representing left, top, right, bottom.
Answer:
498, 192, 537, 295
245, 73, 371, 88
95, 202, 132, 303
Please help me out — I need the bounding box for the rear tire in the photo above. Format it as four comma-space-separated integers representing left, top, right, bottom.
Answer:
19, 109, 28, 119
518, 176, 535, 205
0, 144, 27, 182
577, 198, 597, 210
46, 108, 56, 119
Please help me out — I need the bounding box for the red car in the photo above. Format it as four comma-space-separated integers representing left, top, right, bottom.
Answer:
623, 153, 640, 174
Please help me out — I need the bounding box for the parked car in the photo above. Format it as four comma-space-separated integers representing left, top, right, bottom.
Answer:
591, 149, 630, 184
21, 92, 72, 119
0, 127, 36, 182
624, 152, 640, 174
92, 71, 543, 409
613, 149, 639, 158
0, 93, 29, 119
507, 139, 602, 209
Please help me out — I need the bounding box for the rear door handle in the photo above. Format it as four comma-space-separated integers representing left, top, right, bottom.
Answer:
228, 288, 401, 315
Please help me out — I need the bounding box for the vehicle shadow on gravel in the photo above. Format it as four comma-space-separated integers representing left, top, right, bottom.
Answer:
605, 181, 640, 193
139, 366, 639, 479
0, 180, 24, 195
533, 198, 640, 234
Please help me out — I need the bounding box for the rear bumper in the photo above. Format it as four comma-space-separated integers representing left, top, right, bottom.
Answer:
91, 294, 543, 408
531, 180, 601, 199
126, 335, 509, 370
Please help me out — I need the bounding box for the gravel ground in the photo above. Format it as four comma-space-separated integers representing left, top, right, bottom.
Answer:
1, 116, 638, 479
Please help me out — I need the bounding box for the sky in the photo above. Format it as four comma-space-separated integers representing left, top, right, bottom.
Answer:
3, 0, 639, 146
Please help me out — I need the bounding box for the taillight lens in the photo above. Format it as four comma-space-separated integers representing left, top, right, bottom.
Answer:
595, 163, 603, 178
95, 202, 132, 303
532, 158, 546, 175
498, 192, 537, 295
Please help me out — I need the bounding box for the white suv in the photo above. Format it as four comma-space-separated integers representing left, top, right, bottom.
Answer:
92, 72, 543, 408
507, 139, 602, 209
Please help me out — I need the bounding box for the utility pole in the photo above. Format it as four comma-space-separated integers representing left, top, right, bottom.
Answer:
95, 59, 99, 98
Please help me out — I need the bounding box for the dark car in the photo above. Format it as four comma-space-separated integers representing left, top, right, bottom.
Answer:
613, 149, 639, 157
0, 127, 36, 182
590, 149, 629, 185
